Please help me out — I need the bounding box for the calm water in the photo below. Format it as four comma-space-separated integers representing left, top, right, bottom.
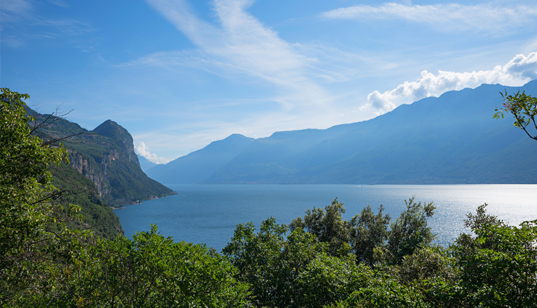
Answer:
114, 184, 537, 251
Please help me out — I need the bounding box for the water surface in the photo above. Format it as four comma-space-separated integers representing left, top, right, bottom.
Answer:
115, 184, 537, 251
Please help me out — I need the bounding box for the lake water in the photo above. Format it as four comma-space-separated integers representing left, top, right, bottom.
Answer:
114, 184, 537, 251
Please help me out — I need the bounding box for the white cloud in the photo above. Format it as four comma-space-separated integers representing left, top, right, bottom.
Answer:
322, 2, 537, 34
135, 142, 170, 164
364, 52, 537, 113
144, 0, 332, 109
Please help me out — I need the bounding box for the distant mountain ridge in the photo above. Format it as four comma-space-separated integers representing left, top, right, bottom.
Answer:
138, 155, 158, 172
147, 134, 255, 184
149, 80, 537, 184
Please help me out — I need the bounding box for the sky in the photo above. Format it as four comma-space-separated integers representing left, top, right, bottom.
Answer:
2, 0, 537, 163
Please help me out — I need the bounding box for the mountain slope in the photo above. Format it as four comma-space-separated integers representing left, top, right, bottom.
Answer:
202, 80, 537, 184
50, 163, 123, 239
147, 134, 255, 184
29, 111, 176, 205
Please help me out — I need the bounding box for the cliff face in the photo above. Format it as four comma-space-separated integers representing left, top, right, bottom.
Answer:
29, 110, 176, 206
68, 150, 113, 200
93, 120, 140, 166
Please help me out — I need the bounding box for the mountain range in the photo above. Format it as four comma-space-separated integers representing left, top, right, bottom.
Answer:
147, 80, 537, 184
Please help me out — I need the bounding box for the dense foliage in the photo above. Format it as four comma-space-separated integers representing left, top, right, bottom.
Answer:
0, 88, 81, 304
224, 200, 537, 307
50, 163, 123, 239
2, 88, 537, 307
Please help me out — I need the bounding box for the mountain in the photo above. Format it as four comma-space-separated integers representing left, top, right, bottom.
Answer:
147, 134, 255, 184
153, 80, 537, 184
29, 112, 176, 205
138, 155, 158, 172
26, 111, 177, 237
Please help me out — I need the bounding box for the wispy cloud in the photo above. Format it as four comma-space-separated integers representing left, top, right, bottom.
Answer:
48, 0, 70, 8
1, 0, 32, 24
144, 0, 332, 109
364, 52, 537, 113
135, 142, 170, 164
322, 2, 537, 34
1, 0, 93, 48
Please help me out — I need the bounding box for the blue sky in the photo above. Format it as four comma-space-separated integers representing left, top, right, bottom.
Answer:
2, 0, 537, 163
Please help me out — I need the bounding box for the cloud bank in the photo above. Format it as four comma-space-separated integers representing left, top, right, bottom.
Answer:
365, 52, 537, 113
322, 2, 537, 34
135, 142, 170, 164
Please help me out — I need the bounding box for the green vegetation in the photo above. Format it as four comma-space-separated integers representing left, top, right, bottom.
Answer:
1, 88, 84, 304
50, 163, 123, 239
2, 88, 537, 307
495, 90, 537, 141
224, 199, 537, 307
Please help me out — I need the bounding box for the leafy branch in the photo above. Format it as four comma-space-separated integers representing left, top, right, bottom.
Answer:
494, 90, 537, 141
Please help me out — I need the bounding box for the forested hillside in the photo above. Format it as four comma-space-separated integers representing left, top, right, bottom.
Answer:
23, 108, 177, 239
28, 109, 176, 206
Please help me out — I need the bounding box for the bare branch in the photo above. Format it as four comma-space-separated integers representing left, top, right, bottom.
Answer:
28, 107, 74, 136
41, 132, 85, 147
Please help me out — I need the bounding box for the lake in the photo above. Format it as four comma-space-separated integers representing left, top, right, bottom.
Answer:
114, 184, 537, 251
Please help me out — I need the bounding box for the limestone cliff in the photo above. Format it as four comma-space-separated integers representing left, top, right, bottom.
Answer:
29, 110, 176, 206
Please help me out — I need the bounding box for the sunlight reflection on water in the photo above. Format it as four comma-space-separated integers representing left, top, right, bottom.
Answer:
115, 184, 537, 251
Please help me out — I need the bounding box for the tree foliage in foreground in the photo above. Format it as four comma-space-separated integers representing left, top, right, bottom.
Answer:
494, 90, 537, 141
0, 88, 82, 304
40, 226, 249, 307
226, 199, 537, 307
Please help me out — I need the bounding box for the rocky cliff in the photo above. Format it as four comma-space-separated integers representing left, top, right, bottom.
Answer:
28, 109, 176, 206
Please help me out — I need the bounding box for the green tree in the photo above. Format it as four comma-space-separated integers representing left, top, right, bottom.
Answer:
329, 272, 430, 308
290, 198, 351, 257
350, 205, 391, 266
386, 197, 436, 264
494, 90, 537, 141
453, 206, 537, 307
48, 225, 250, 307
398, 246, 459, 307
223, 217, 372, 307
296, 254, 369, 308
0, 88, 83, 304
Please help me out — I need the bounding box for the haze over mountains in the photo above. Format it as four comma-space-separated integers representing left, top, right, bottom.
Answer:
147, 134, 255, 184
147, 80, 537, 184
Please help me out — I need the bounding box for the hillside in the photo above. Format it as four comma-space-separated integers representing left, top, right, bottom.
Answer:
28, 111, 177, 206
151, 80, 537, 184
50, 163, 123, 239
